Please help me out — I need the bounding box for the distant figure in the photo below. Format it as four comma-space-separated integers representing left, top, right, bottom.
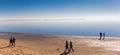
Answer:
12, 37, 16, 46
103, 32, 105, 40
9, 37, 13, 47
65, 41, 69, 52
99, 32, 102, 40
69, 41, 74, 52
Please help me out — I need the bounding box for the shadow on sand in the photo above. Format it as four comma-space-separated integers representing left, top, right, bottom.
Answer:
60, 49, 70, 55
0, 46, 10, 49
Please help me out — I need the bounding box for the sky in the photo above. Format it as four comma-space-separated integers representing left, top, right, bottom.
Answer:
0, 0, 120, 22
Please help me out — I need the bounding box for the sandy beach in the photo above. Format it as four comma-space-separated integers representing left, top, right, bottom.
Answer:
0, 32, 120, 55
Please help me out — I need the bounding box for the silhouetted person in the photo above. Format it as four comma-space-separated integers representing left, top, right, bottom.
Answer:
61, 41, 70, 55
69, 41, 74, 52
12, 37, 16, 46
65, 41, 69, 52
103, 32, 105, 40
99, 32, 102, 40
9, 37, 13, 47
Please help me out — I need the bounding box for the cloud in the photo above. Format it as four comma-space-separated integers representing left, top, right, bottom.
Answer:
0, 13, 120, 23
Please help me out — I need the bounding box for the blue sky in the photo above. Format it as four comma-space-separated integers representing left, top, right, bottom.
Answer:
0, 0, 120, 22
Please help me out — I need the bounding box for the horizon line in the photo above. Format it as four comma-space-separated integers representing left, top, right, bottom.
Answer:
0, 19, 85, 21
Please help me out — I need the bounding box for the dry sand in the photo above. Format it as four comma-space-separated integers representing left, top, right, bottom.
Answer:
0, 32, 120, 55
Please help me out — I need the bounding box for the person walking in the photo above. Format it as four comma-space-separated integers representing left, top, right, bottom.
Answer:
99, 32, 102, 40
9, 37, 13, 47
69, 41, 74, 52
65, 41, 69, 52
12, 37, 16, 46
103, 32, 105, 40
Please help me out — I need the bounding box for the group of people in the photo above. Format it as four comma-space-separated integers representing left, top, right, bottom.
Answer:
61, 41, 74, 55
99, 32, 105, 40
65, 41, 74, 52
9, 37, 16, 47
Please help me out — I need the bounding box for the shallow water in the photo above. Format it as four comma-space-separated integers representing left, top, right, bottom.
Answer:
0, 21, 120, 37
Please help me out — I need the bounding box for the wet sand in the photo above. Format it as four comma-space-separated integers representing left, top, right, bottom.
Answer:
0, 32, 120, 55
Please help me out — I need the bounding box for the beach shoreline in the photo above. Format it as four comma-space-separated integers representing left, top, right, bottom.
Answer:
0, 32, 120, 55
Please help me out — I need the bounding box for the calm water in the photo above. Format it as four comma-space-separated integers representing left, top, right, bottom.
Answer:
0, 21, 120, 37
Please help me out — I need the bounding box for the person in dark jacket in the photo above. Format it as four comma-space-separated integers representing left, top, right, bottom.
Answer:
99, 32, 102, 40
9, 37, 13, 47
69, 41, 74, 52
12, 37, 16, 46
103, 32, 105, 40
65, 41, 69, 51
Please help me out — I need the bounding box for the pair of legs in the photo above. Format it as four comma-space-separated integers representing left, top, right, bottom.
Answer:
70, 48, 74, 52
64, 47, 74, 53
64, 47, 69, 53
9, 42, 15, 46
13, 42, 16, 46
99, 35, 102, 40
9, 42, 13, 46
99, 36, 105, 40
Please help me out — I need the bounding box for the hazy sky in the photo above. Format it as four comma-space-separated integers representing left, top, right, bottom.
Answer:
0, 0, 120, 22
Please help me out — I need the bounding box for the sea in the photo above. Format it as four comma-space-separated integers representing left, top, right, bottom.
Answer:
0, 20, 120, 37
